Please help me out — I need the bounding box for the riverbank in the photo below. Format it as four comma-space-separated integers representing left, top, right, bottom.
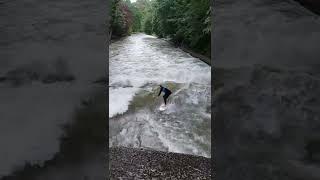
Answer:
179, 45, 211, 66
110, 35, 126, 44
110, 147, 212, 179
160, 38, 211, 66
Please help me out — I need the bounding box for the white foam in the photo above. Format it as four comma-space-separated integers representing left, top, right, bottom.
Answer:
109, 34, 211, 118
109, 34, 211, 157
109, 87, 139, 118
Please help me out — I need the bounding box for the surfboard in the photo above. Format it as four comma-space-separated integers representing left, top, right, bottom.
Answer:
159, 104, 167, 111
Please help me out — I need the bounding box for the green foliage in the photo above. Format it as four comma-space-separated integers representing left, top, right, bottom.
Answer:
110, 0, 211, 57
143, 16, 153, 35
110, 0, 139, 37
111, 0, 126, 36
131, 6, 142, 32
150, 0, 211, 56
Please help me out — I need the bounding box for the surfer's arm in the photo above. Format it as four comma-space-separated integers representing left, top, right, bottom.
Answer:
158, 88, 162, 96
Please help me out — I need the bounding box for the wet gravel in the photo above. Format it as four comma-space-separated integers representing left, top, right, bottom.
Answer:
109, 147, 212, 179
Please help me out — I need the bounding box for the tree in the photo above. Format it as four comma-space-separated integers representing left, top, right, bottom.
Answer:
110, 0, 136, 37
149, 0, 211, 57
110, 0, 211, 57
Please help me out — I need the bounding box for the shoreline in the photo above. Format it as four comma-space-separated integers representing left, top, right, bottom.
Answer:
160, 37, 211, 66
110, 147, 212, 179
110, 36, 126, 44
179, 45, 211, 66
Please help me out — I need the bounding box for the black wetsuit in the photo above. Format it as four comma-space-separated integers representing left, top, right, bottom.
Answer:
158, 86, 172, 105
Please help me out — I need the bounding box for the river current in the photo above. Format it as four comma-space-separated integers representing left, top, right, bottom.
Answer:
109, 33, 211, 158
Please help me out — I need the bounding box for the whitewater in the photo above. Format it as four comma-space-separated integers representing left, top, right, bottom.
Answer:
109, 33, 211, 157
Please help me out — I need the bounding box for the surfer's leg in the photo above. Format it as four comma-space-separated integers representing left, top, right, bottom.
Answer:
163, 94, 168, 105
165, 92, 171, 105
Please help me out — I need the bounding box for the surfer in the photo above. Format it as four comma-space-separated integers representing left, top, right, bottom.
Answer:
158, 85, 172, 105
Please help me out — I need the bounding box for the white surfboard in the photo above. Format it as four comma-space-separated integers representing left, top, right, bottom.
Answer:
159, 104, 167, 111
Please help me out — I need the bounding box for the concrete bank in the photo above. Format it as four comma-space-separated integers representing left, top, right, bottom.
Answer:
179, 46, 211, 66
160, 38, 211, 66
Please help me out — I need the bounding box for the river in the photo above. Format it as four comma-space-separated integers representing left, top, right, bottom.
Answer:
109, 33, 211, 158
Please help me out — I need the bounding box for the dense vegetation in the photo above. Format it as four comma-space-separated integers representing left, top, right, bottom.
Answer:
110, 0, 211, 57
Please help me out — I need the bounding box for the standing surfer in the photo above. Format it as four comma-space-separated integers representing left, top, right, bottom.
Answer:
158, 85, 172, 105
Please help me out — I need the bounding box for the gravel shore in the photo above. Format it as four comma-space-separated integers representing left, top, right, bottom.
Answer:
110, 147, 212, 179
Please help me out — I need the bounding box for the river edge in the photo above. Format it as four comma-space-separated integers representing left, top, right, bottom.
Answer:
110, 147, 212, 179
110, 35, 127, 44
159, 37, 211, 66
179, 45, 211, 66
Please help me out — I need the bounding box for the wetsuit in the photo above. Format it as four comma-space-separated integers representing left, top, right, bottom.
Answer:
158, 86, 172, 105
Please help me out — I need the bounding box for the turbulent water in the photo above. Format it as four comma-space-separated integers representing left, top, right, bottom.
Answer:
109, 34, 211, 158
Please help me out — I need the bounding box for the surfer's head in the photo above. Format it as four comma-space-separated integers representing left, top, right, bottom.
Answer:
159, 85, 163, 88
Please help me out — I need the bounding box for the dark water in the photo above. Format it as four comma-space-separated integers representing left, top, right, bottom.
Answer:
0, 0, 106, 177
